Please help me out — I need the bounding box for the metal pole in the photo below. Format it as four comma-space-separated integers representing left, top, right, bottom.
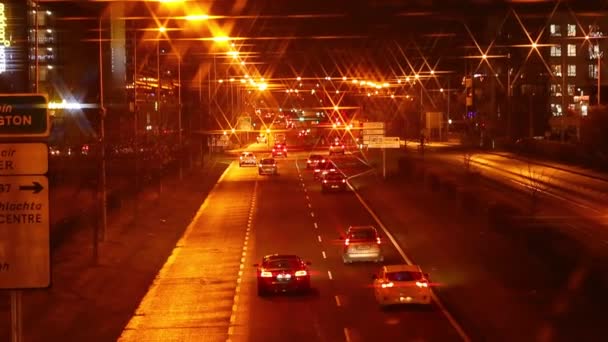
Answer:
382, 147, 386, 179
598, 52, 601, 106
10, 290, 22, 342
157, 39, 162, 198
178, 52, 183, 180
34, 1, 39, 92
97, 16, 108, 251
133, 23, 138, 222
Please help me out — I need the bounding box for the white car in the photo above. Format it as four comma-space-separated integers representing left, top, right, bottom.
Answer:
341, 226, 383, 263
239, 152, 257, 167
373, 264, 432, 307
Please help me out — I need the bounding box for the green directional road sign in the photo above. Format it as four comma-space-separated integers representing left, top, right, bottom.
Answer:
0, 94, 49, 138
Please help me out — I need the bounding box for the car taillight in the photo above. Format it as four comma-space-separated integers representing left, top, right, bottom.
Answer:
240, 156, 243, 160
342, 179, 346, 183
344, 238, 350, 246
283, 148, 287, 152
272, 148, 275, 152
323, 180, 327, 183
416, 281, 429, 288
295, 270, 307, 277
381, 282, 394, 288
260, 271, 273, 278
307, 160, 311, 163
273, 164, 276, 167
376, 237, 381, 244
342, 145, 345, 148
321, 159, 325, 163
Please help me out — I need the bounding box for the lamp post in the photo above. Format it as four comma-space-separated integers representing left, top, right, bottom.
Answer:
156, 27, 164, 199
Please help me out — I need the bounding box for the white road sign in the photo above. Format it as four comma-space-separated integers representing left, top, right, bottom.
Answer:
0, 175, 49, 289
382, 136, 401, 148
0, 143, 48, 175
362, 122, 385, 129
362, 129, 385, 136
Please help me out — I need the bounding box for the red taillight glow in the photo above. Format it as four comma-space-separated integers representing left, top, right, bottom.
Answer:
295, 270, 307, 277
381, 282, 394, 288
272, 148, 275, 152
344, 238, 350, 246
283, 148, 287, 152
321, 159, 325, 163
376, 237, 381, 244
273, 164, 276, 167
260, 271, 273, 278
342, 145, 345, 148
307, 160, 311, 163
342, 179, 346, 183
416, 281, 429, 288
240, 156, 243, 160
323, 180, 327, 183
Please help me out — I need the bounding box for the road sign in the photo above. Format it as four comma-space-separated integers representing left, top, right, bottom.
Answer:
363, 129, 385, 136
367, 135, 384, 148
381, 136, 401, 148
362, 122, 384, 129
0, 143, 48, 175
0, 94, 49, 138
0, 175, 50, 289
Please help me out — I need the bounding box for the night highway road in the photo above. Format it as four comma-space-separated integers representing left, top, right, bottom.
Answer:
118, 146, 465, 342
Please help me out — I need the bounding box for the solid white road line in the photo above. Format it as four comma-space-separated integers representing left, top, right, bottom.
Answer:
327, 270, 333, 280
335, 295, 342, 307
349, 183, 471, 342
322, 251, 327, 259
343, 327, 352, 342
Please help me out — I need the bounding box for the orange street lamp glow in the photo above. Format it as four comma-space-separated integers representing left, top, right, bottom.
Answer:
231, 128, 236, 133
266, 128, 271, 134
258, 83, 268, 91
213, 36, 230, 43
158, 26, 166, 33
482, 54, 487, 59
185, 14, 209, 21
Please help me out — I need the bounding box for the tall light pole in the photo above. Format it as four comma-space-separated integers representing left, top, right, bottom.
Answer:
177, 51, 183, 179
157, 27, 164, 199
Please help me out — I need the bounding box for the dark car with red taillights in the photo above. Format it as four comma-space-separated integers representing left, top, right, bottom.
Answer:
254, 254, 312, 296
321, 170, 347, 192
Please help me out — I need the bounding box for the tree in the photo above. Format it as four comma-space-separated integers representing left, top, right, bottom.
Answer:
520, 162, 553, 216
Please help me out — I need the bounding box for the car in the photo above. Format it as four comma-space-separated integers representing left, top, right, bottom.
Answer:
373, 264, 432, 307
321, 171, 347, 192
329, 141, 346, 155
239, 152, 257, 167
254, 254, 312, 296
341, 225, 383, 263
313, 160, 336, 180
272, 143, 288, 157
258, 158, 278, 175
306, 154, 325, 169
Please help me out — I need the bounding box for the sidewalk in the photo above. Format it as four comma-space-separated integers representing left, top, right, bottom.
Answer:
0, 155, 232, 342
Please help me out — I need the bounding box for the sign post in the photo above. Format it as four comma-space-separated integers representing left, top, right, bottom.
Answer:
0, 94, 50, 342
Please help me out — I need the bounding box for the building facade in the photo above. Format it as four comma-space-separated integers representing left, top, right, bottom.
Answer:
547, 11, 607, 140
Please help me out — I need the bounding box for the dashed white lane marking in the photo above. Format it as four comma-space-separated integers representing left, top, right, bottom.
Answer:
314, 222, 318, 229
322, 251, 327, 259
344, 327, 352, 342
310, 212, 315, 218
349, 183, 471, 342
304, 188, 307, 193
228, 181, 257, 341
308, 203, 312, 208
327, 270, 333, 280
306, 195, 310, 201
335, 295, 341, 307
317, 235, 323, 242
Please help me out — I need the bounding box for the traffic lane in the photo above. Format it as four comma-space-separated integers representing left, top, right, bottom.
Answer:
349, 170, 608, 341
299, 161, 463, 342
427, 152, 608, 246
119, 163, 255, 342
235, 157, 345, 342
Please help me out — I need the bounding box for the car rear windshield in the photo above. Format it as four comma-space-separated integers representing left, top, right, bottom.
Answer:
243, 153, 253, 157
325, 173, 343, 180
310, 155, 323, 160
348, 228, 376, 240
261, 159, 275, 165
264, 258, 300, 269
386, 271, 423, 282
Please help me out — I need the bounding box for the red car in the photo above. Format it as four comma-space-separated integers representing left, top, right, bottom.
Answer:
254, 254, 312, 296
272, 143, 288, 157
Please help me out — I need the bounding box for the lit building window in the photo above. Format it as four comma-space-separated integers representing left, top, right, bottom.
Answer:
550, 45, 561, 57
551, 103, 563, 116
568, 104, 576, 112
567, 64, 576, 77
589, 64, 598, 79
567, 44, 576, 57
550, 24, 561, 37
550, 84, 562, 97
552, 64, 562, 77
567, 84, 575, 96
567, 24, 576, 37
